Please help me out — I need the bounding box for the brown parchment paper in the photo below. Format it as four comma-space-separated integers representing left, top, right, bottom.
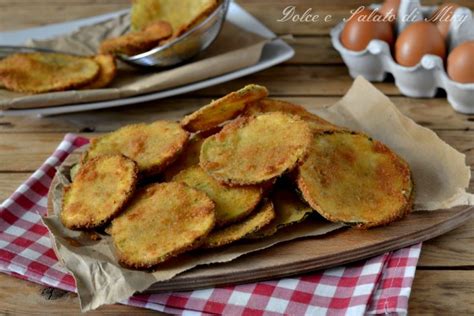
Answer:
0, 13, 268, 110
42, 77, 473, 311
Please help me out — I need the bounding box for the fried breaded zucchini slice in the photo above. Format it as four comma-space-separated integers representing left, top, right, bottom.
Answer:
69, 163, 81, 182
297, 132, 413, 228
162, 133, 206, 181
84, 120, 189, 176
244, 98, 342, 133
201, 200, 275, 249
109, 182, 215, 268
181, 84, 269, 132
99, 21, 172, 56
172, 165, 262, 227
200, 112, 312, 185
81, 54, 117, 89
61, 155, 138, 230
248, 183, 313, 239
131, 0, 219, 37
162, 127, 222, 181
0, 52, 99, 93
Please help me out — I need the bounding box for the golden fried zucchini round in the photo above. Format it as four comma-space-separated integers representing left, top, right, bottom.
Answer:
84, 120, 189, 176
162, 127, 222, 181
172, 165, 262, 227
173, 0, 219, 37
244, 98, 342, 133
60, 155, 138, 230
181, 84, 269, 132
131, 0, 218, 36
109, 182, 215, 268
200, 112, 312, 185
297, 132, 413, 228
201, 200, 275, 249
130, 0, 162, 31
162, 133, 206, 181
99, 21, 172, 56
248, 183, 313, 239
0, 52, 99, 93
81, 54, 116, 89
69, 163, 81, 182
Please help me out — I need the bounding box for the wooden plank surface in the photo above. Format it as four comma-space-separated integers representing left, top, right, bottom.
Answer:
418, 216, 474, 267
193, 66, 401, 96
2, 270, 472, 315
409, 270, 474, 314
0, 0, 473, 314
0, 274, 157, 315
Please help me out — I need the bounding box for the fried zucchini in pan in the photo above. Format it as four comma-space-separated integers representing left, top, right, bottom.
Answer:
0, 52, 99, 93
200, 112, 312, 185
81, 54, 117, 89
61, 155, 138, 230
244, 98, 342, 133
99, 21, 172, 56
172, 165, 262, 227
131, 0, 219, 37
84, 120, 189, 176
109, 182, 215, 269
297, 131, 413, 228
248, 183, 313, 239
201, 200, 275, 249
181, 84, 269, 133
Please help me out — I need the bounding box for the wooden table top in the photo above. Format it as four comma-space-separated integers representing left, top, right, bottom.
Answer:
0, 0, 473, 314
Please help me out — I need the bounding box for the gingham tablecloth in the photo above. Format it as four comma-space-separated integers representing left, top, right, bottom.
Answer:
0, 133, 421, 315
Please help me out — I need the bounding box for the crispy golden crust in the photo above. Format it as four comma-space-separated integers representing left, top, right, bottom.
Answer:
172, 0, 219, 37
60, 154, 138, 230
200, 112, 312, 185
99, 21, 172, 56
181, 84, 269, 132
247, 183, 313, 239
109, 182, 215, 269
0, 52, 99, 93
131, 0, 218, 37
297, 131, 413, 228
162, 133, 206, 181
244, 98, 343, 133
81, 54, 117, 89
201, 200, 275, 249
162, 127, 223, 181
84, 120, 189, 177
130, 0, 161, 31
172, 165, 263, 227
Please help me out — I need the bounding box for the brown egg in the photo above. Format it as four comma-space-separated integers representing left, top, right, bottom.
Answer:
340, 9, 394, 51
447, 41, 474, 83
379, 0, 400, 23
430, 3, 460, 39
395, 21, 446, 67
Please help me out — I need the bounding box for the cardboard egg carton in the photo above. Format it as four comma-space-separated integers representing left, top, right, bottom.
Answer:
330, 0, 474, 113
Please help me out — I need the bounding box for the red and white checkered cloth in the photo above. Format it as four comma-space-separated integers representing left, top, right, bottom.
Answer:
0, 133, 421, 315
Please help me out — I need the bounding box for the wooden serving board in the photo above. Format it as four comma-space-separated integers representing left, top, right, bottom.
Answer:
47, 153, 474, 293
146, 205, 473, 292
